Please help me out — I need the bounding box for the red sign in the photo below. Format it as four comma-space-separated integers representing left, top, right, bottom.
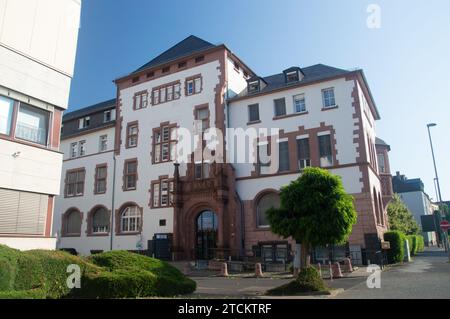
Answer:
440, 220, 450, 231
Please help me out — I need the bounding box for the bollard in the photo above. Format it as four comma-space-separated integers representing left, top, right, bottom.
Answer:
329, 261, 333, 281
343, 258, 353, 273
220, 262, 229, 277
255, 263, 263, 278
183, 262, 191, 275
332, 262, 343, 278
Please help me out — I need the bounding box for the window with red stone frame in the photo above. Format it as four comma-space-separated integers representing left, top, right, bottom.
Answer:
133, 91, 148, 110
152, 81, 181, 106
151, 177, 174, 208
126, 122, 138, 148
185, 75, 202, 96
94, 164, 107, 194
123, 159, 138, 191
65, 168, 85, 197
152, 123, 177, 163
194, 105, 210, 133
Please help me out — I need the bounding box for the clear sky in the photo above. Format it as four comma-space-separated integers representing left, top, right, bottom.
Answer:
68, 0, 450, 201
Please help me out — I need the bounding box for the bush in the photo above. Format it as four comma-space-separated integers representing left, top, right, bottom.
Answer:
266, 267, 328, 296
416, 236, 425, 252
85, 250, 196, 297
0, 246, 196, 299
384, 231, 405, 264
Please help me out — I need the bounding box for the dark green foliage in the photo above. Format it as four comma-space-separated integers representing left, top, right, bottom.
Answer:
416, 236, 425, 252
0, 246, 195, 299
266, 167, 357, 247
83, 251, 196, 298
266, 267, 328, 296
384, 231, 405, 263
387, 194, 420, 235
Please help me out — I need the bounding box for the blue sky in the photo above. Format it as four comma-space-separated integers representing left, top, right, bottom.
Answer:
68, 0, 450, 201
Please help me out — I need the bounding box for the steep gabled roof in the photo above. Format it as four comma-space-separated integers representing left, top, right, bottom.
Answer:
133, 35, 217, 73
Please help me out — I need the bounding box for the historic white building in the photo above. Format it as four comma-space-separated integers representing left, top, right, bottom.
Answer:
0, 0, 81, 250
54, 35, 393, 264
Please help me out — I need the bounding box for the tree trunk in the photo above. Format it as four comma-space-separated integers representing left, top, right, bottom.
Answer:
300, 241, 311, 269
293, 242, 301, 276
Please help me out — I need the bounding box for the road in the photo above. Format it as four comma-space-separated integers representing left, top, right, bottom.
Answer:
335, 247, 450, 299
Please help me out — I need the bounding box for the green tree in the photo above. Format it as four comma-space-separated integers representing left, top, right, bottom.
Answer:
387, 194, 420, 235
266, 167, 357, 269
440, 203, 450, 222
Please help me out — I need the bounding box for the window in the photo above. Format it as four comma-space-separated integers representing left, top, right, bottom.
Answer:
103, 109, 115, 122
234, 61, 240, 71
64, 209, 82, 236
65, 169, 85, 197
322, 88, 336, 108
120, 206, 141, 233
94, 165, 107, 194
195, 107, 209, 132
99, 135, 108, 152
257, 143, 270, 174
0, 95, 14, 135
162, 66, 170, 73
132, 76, 140, 83
126, 122, 138, 148
78, 116, 90, 129
91, 207, 109, 234
133, 91, 148, 110
78, 140, 86, 156
147, 71, 154, 78
123, 159, 137, 191
248, 104, 260, 123
15, 103, 49, 145
286, 71, 299, 83
194, 162, 210, 179
278, 141, 290, 172
257, 192, 281, 227
274, 98, 286, 117
377, 153, 386, 173
186, 76, 202, 96
318, 134, 333, 167
152, 178, 174, 208
297, 138, 311, 169
70, 142, 77, 158
152, 82, 181, 105
178, 61, 187, 68
153, 124, 177, 163
293, 94, 306, 113
195, 55, 204, 63
248, 81, 260, 93
159, 219, 166, 226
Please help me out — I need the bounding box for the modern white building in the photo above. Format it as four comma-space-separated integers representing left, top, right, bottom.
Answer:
0, 0, 82, 250
54, 35, 393, 264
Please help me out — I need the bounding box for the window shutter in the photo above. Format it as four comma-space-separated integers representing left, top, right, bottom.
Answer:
0, 189, 47, 235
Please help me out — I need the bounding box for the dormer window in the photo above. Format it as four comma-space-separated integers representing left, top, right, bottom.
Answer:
248, 81, 260, 94
78, 116, 90, 129
286, 71, 299, 83
283, 67, 304, 84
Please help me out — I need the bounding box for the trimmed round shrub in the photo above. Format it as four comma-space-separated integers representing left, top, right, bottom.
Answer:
266, 267, 328, 296
86, 250, 196, 297
384, 231, 405, 264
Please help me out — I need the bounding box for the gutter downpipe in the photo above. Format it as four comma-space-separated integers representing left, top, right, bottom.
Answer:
110, 154, 117, 251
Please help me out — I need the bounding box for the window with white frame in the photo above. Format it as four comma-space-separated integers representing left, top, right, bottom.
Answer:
99, 135, 108, 152
152, 178, 174, 208
65, 168, 85, 197
274, 98, 287, 117
322, 88, 336, 108
286, 71, 299, 83
153, 124, 177, 163
120, 206, 140, 233
318, 134, 333, 167
126, 123, 138, 148
94, 165, 107, 194
133, 91, 148, 110
92, 207, 109, 233
0, 95, 14, 135
293, 94, 306, 113
297, 138, 311, 169
70, 142, 78, 158
78, 116, 90, 129
186, 76, 202, 96
103, 109, 115, 122
377, 153, 386, 173
79, 140, 86, 156
248, 104, 260, 122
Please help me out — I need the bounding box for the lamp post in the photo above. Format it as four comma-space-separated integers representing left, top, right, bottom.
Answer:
426, 123, 449, 257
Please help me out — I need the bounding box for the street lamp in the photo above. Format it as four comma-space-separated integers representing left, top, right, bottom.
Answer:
426, 123, 449, 257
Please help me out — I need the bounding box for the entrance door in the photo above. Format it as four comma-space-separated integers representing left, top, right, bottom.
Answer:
196, 210, 218, 260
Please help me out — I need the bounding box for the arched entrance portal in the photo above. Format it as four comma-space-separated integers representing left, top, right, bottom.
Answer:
196, 210, 218, 260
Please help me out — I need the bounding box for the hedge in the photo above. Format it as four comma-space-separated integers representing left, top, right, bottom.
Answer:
406, 235, 425, 256
416, 236, 425, 252
0, 245, 196, 299
384, 231, 405, 264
